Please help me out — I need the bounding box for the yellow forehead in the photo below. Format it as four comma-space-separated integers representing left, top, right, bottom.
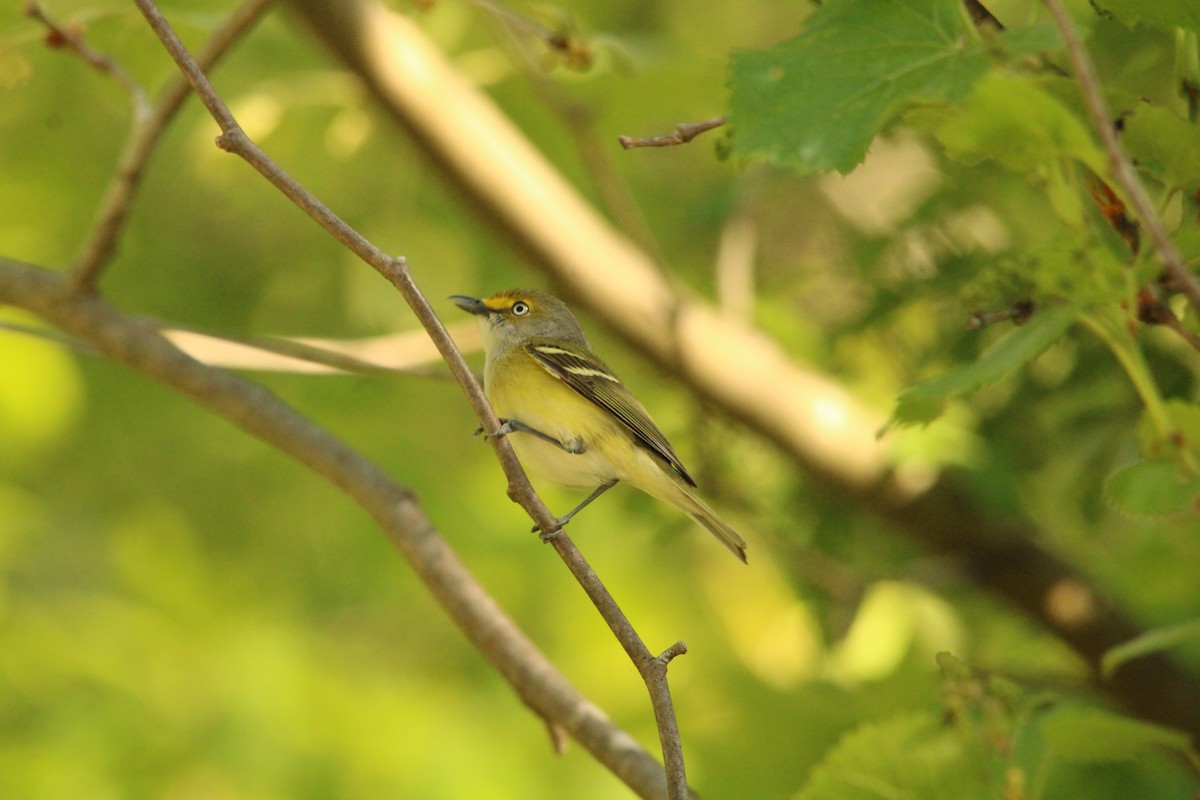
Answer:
482, 289, 539, 312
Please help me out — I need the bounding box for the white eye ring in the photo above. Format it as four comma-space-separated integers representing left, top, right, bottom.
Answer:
511, 301, 530, 316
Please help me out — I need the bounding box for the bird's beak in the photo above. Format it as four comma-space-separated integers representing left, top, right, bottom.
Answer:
450, 295, 489, 317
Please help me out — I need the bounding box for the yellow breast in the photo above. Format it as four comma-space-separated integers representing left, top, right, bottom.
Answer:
485, 348, 631, 489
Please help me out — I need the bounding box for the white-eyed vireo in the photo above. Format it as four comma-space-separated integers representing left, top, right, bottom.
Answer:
452, 289, 747, 563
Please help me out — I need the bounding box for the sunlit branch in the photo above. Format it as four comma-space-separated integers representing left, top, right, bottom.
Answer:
161, 323, 474, 377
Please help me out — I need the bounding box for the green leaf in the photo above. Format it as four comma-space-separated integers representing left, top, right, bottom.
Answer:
1041, 707, 1200, 768
1092, 0, 1200, 34
1103, 458, 1200, 517
930, 73, 1106, 174
727, 0, 1060, 175
891, 304, 1081, 426
1135, 399, 1200, 457
1102, 619, 1200, 678
795, 712, 992, 800
1122, 104, 1200, 191
1175, 219, 1200, 266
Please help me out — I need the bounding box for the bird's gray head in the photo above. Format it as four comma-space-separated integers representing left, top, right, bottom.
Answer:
451, 289, 589, 359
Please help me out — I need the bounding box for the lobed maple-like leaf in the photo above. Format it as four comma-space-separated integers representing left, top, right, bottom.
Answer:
727, 0, 1059, 175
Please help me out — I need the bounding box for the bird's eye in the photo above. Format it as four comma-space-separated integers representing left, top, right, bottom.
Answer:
511, 301, 530, 316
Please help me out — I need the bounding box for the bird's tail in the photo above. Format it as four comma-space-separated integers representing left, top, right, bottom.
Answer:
664, 482, 748, 564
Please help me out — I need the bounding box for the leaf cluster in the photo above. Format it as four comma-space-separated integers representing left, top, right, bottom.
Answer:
730, 0, 1200, 519
796, 652, 1199, 799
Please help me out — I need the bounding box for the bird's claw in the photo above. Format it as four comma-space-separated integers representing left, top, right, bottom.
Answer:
475, 419, 516, 440
476, 418, 586, 455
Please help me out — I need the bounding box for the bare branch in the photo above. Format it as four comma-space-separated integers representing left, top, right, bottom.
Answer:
129, 1, 694, 795
26, 3, 147, 103
618, 116, 727, 149
643, 642, 688, 795
1042, 0, 1200, 316
66, 0, 273, 293
655, 641, 689, 666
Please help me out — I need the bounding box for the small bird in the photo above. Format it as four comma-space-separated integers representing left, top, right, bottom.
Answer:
452, 288, 747, 563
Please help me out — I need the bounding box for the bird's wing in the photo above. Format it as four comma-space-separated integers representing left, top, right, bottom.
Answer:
523, 338, 696, 487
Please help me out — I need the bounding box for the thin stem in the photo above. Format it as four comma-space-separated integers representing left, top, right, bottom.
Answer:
1080, 310, 1197, 472
63, 0, 273, 293
1043, 0, 1200, 316
618, 116, 727, 150
26, 3, 148, 104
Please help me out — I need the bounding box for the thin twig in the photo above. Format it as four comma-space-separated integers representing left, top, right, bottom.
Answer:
966, 299, 1035, 331
655, 641, 688, 666
129, 2, 692, 796
25, 3, 148, 103
618, 116, 726, 149
1042, 0, 1200, 316
1136, 285, 1200, 352
63, 0, 273, 293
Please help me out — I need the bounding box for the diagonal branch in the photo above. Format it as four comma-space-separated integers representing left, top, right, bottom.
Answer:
0, 256, 677, 800
129, 1, 695, 795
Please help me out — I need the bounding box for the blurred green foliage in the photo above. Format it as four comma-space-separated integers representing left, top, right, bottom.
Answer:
2, 0, 1200, 798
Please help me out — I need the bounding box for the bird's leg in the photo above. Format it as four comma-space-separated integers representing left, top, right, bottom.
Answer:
535, 479, 619, 539
476, 418, 587, 455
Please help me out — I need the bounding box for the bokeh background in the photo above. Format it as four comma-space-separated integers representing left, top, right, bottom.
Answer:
2, 0, 1199, 797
